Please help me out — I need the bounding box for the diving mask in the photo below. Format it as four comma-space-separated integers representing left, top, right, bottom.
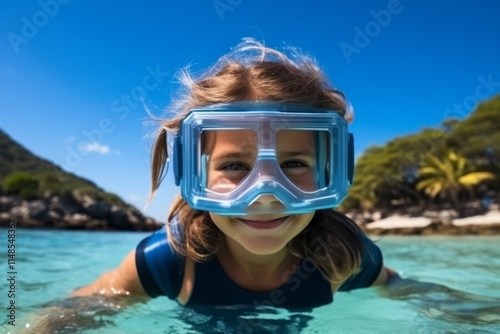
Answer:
171, 102, 354, 215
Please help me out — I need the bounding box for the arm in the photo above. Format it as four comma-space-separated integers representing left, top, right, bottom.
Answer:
337, 232, 402, 292
72, 249, 149, 298
18, 250, 150, 333
370, 266, 401, 287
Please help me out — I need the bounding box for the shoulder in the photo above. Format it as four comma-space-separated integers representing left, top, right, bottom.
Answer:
336, 231, 384, 291
135, 225, 186, 299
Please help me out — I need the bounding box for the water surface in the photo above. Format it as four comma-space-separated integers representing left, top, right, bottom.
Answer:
1, 229, 499, 333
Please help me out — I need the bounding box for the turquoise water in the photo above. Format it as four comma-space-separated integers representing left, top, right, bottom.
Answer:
1, 228, 500, 333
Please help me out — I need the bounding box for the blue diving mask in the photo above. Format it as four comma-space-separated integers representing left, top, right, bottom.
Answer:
172, 102, 354, 215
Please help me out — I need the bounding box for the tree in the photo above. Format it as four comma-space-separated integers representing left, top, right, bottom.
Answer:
416, 151, 495, 217
3, 171, 39, 198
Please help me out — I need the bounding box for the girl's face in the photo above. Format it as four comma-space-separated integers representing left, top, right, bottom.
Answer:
205, 129, 317, 255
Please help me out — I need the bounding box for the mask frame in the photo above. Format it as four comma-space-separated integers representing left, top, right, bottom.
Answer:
171, 102, 354, 215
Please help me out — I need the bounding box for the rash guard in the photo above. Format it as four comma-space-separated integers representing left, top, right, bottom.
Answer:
135, 224, 383, 309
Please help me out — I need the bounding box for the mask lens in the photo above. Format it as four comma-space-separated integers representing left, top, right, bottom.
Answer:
202, 129, 258, 194
276, 129, 329, 192
200, 128, 329, 195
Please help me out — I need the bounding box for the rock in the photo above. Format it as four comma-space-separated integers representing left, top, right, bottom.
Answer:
109, 205, 128, 228
124, 211, 140, 229
65, 213, 91, 229
134, 213, 161, 231
20, 217, 46, 228
0, 196, 18, 211
71, 191, 90, 204
3, 192, 161, 231
85, 219, 108, 230
0, 212, 12, 226
438, 210, 458, 220
50, 196, 81, 215
9, 201, 27, 217
28, 200, 51, 222
83, 201, 110, 219
10, 199, 51, 223
48, 210, 62, 221
141, 217, 162, 231
423, 210, 440, 219
362, 211, 372, 221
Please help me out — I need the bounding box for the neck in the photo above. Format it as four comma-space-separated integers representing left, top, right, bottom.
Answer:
217, 236, 299, 291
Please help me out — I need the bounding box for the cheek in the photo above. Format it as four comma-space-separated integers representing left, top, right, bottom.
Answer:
293, 213, 315, 232
288, 171, 318, 191
302, 177, 318, 191
208, 213, 232, 234
304, 213, 315, 224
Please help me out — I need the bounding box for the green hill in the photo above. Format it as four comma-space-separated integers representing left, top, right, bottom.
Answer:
0, 129, 124, 206
0, 129, 159, 230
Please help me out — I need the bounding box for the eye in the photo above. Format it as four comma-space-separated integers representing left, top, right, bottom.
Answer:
220, 162, 250, 171
281, 160, 308, 169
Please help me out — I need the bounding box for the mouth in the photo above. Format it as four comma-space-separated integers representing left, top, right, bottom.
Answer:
236, 216, 290, 230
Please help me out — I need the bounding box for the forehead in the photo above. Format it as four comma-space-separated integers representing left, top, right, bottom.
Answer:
202, 130, 315, 153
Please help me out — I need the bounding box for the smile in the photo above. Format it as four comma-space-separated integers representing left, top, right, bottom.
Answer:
236, 216, 290, 230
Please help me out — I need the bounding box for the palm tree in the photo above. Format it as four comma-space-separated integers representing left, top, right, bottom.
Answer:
416, 151, 495, 217
349, 177, 379, 212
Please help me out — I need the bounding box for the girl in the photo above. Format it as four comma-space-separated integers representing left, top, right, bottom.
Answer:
73, 38, 396, 309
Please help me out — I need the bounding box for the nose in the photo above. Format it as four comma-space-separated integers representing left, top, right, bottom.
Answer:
255, 158, 277, 178
246, 194, 286, 213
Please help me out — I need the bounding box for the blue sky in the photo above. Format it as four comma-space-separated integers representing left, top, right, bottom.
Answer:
1, 0, 499, 222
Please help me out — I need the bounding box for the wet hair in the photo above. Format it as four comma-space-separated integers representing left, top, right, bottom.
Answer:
150, 38, 362, 286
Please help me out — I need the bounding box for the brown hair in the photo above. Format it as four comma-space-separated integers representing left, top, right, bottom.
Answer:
150, 39, 362, 285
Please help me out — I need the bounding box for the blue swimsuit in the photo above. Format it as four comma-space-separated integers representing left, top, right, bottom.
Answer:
135, 225, 383, 309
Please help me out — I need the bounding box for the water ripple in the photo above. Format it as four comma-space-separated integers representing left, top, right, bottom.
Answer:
382, 278, 500, 326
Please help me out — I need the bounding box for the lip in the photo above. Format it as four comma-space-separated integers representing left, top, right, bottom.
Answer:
236, 216, 289, 230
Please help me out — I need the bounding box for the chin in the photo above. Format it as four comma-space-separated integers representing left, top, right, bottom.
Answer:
209, 211, 314, 256
239, 236, 291, 255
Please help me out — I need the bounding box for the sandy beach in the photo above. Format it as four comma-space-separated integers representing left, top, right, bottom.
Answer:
366, 215, 432, 229
366, 210, 500, 230
451, 210, 500, 226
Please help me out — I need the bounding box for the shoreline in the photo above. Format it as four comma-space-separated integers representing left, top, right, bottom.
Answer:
362, 210, 500, 236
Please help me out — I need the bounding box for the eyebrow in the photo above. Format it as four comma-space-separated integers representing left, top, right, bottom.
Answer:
280, 149, 316, 158
210, 149, 316, 161
210, 151, 255, 162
